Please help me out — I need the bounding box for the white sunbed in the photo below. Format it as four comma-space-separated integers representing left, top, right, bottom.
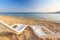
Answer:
0, 20, 60, 38
30, 25, 60, 38
0, 20, 28, 34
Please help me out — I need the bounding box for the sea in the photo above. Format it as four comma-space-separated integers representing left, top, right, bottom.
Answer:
0, 12, 60, 22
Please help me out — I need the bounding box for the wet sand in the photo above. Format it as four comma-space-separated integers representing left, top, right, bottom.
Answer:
0, 16, 60, 40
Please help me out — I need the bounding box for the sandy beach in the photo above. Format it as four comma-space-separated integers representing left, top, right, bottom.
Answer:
0, 16, 60, 40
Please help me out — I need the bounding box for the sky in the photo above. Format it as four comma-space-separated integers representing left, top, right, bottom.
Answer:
0, 0, 60, 12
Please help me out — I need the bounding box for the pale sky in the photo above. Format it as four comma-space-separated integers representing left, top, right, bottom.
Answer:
0, 0, 60, 12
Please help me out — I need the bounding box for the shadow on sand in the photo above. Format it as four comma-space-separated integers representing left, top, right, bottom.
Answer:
0, 32, 19, 40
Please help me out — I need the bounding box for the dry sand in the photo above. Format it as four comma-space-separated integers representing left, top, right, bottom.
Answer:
0, 16, 60, 40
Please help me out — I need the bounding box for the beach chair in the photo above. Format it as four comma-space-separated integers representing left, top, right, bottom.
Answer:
30, 25, 60, 38
0, 20, 60, 38
0, 20, 28, 34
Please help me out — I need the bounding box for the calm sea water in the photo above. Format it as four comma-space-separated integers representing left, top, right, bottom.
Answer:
0, 12, 60, 20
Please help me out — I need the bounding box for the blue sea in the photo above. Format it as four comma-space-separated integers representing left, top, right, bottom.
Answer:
0, 12, 60, 20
